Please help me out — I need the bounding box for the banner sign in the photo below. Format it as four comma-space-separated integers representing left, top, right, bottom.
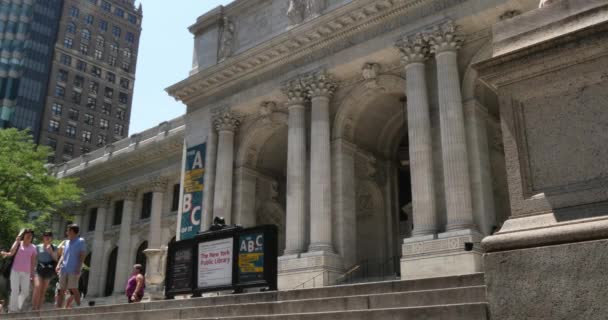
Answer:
238, 232, 265, 283
180, 143, 206, 240
198, 238, 234, 289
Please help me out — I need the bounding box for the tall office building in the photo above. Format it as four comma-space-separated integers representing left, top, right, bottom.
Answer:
40, 0, 142, 163
0, 0, 63, 140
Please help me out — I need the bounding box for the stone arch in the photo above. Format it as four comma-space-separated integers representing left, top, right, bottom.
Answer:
332, 74, 406, 143
235, 112, 288, 168
135, 241, 148, 273
461, 41, 493, 101
104, 246, 118, 296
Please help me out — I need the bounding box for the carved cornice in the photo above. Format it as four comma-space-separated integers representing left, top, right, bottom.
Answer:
426, 21, 462, 54
305, 71, 338, 99
214, 112, 241, 132
119, 185, 138, 201
395, 32, 429, 65
281, 78, 308, 107
92, 196, 112, 209
149, 176, 169, 193
168, 0, 456, 104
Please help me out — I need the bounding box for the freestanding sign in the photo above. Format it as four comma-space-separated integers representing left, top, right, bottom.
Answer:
179, 143, 206, 240
165, 238, 195, 298
236, 226, 277, 290
198, 238, 234, 288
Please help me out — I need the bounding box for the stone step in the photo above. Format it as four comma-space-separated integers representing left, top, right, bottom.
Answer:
5, 273, 485, 320
8, 286, 486, 320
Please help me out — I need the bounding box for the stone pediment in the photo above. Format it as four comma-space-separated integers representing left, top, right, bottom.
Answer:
167, 0, 450, 105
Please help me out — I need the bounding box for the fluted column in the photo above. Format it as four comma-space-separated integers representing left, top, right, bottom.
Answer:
88, 197, 110, 297
428, 22, 475, 231
396, 33, 438, 236
306, 72, 337, 253
282, 79, 308, 255
212, 112, 240, 224
114, 186, 137, 294
149, 177, 167, 249
202, 125, 218, 231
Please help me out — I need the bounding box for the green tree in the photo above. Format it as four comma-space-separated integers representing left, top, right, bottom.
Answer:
0, 128, 82, 250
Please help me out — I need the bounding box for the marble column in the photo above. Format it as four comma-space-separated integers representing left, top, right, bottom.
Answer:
145, 176, 167, 300
212, 112, 240, 224
282, 79, 308, 255
201, 124, 218, 231
428, 22, 475, 231
396, 33, 438, 236
87, 197, 110, 297
113, 186, 137, 294
306, 72, 337, 253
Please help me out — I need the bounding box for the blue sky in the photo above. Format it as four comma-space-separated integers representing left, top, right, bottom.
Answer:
130, 0, 233, 134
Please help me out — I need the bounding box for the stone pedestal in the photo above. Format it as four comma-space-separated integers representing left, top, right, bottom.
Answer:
143, 247, 168, 301
475, 1, 608, 319
400, 230, 483, 280
277, 252, 343, 290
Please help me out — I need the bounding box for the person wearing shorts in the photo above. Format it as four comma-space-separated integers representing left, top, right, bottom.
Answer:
55, 224, 86, 309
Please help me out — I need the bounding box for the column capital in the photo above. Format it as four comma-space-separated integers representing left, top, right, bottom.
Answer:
305, 71, 338, 99
214, 111, 241, 133
119, 185, 138, 201
395, 33, 430, 65
149, 176, 168, 193
426, 21, 463, 54
281, 78, 308, 107
92, 195, 112, 209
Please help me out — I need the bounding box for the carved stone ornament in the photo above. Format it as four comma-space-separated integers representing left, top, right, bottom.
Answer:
304, 71, 338, 99
120, 185, 138, 201
395, 33, 429, 65
93, 195, 112, 209
287, 0, 326, 27
281, 78, 308, 106
426, 21, 462, 54
214, 112, 241, 132
362, 62, 381, 89
149, 176, 168, 193
259, 101, 276, 124
218, 16, 235, 62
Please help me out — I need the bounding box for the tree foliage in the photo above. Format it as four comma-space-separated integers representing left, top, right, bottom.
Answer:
0, 128, 82, 250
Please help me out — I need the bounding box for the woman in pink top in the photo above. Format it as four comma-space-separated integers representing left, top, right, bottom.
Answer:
0, 229, 37, 313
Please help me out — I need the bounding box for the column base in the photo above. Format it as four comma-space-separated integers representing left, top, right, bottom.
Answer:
400, 229, 483, 280
278, 252, 343, 290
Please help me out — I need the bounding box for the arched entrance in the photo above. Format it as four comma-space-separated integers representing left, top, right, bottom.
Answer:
81, 253, 92, 297
135, 241, 148, 274
104, 247, 118, 296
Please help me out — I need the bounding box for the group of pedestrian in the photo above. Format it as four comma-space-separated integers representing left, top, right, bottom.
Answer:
0, 224, 86, 313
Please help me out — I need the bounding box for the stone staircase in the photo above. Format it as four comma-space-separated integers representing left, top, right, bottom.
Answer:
5, 273, 488, 320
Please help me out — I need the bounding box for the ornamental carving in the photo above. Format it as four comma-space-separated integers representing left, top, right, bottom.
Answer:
304, 71, 338, 99
426, 21, 462, 54
362, 62, 381, 89
119, 185, 138, 201
287, 0, 326, 27
214, 112, 241, 132
281, 78, 308, 106
218, 16, 235, 62
259, 101, 276, 124
93, 195, 112, 209
395, 33, 429, 65
149, 176, 168, 193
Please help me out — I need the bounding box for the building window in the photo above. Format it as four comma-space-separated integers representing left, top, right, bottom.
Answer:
118, 92, 128, 104
63, 143, 74, 156
84, 113, 94, 125
115, 7, 124, 18
74, 75, 84, 88
114, 123, 124, 136
106, 72, 115, 83
128, 14, 137, 25
99, 19, 108, 32
76, 60, 87, 72
109, 43, 119, 56
121, 61, 130, 72
82, 130, 92, 143
79, 43, 89, 55
141, 192, 153, 219
87, 97, 97, 109
126, 32, 134, 43
112, 26, 121, 38
119, 78, 130, 90
70, 6, 79, 18
68, 108, 79, 121
88, 208, 98, 232
108, 56, 116, 67
99, 118, 109, 130
81, 29, 91, 42
60, 54, 72, 66
91, 66, 101, 78
171, 184, 180, 212
71, 91, 81, 104
89, 81, 98, 95
96, 36, 105, 48
55, 85, 65, 98
102, 103, 112, 115
48, 120, 60, 133
66, 22, 76, 34
115, 107, 125, 120
101, 1, 111, 12
51, 103, 63, 116
113, 200, 124, 225
104, 87, 113, 99
85, 14, 94, 25
97, 134, 106, 147
123, 48, 132, 60
63, 36, 73, 49
80, 146, 90, 154
47, 137, 57, 151
57, 69, 68, 82
66, 125, 76, 138
94, 49, 103, 60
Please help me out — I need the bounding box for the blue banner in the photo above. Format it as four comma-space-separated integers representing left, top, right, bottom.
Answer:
180, 143, 206, 240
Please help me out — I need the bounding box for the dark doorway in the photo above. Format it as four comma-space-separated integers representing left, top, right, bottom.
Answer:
135, 241, 148, 274
104, 247, 118, 296
81, 253, 92, 297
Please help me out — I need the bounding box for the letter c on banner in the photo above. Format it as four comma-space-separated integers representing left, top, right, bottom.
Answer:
191, 206, 201, 225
